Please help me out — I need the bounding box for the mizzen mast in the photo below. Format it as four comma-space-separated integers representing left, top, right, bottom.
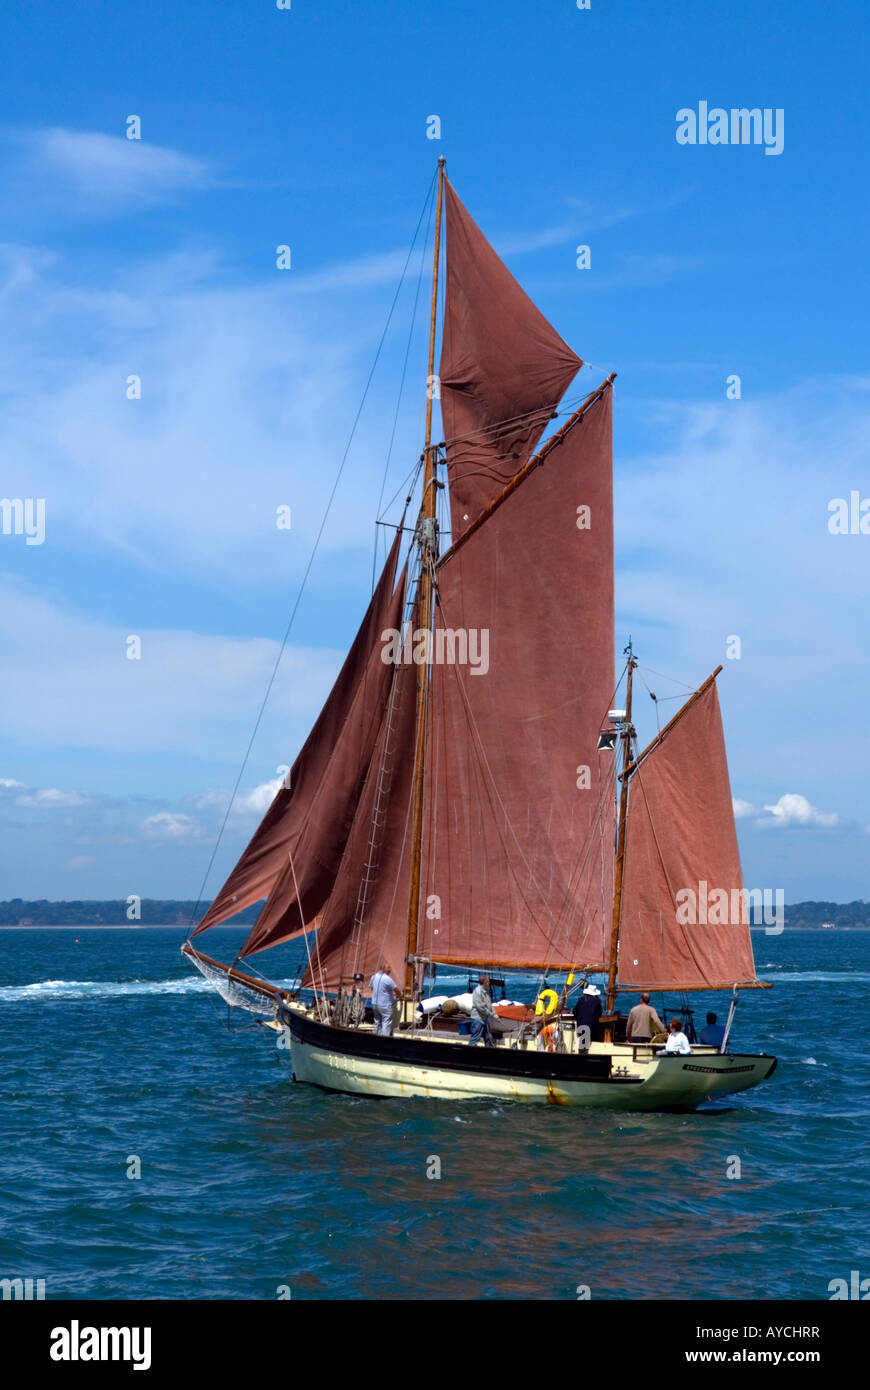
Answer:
604, 642, 636, 1027
404, 155, 446, 996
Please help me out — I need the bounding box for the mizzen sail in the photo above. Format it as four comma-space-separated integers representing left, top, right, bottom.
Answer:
617, 678, 758, 990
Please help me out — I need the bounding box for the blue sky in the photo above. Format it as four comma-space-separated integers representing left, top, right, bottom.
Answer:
0, 0, 868, 903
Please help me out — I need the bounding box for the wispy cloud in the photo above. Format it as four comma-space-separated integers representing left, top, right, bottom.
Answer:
26, 127, 211, 211
290, 248, 412, 293
142, 811, 201, 840
1, 777, 86, 808
0, 580, 341, 760
16, 787, 86, 809
0, 244, 411, 582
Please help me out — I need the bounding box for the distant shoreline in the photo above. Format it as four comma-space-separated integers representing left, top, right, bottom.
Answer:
1, 923, 867, 932
0, 923, 249, 930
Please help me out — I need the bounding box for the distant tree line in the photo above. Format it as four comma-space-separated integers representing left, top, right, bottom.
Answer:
0, 899, 262, 926
783, 901, 869, 929
0, 898, 867, 927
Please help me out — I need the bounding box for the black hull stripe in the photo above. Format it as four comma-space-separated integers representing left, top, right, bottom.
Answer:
285, 1009, 629, 1084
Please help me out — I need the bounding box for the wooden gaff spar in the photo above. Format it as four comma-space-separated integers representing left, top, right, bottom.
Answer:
183, 161, 776, 1110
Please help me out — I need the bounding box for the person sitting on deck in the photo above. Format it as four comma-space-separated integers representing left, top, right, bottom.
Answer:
664, 1018, 692, 1054
370, 962, 399, 1037
699, 1011, 726, 1048
469, 973, 497, 1048
625, 992, 665, 1043
573, 983, 603, 1044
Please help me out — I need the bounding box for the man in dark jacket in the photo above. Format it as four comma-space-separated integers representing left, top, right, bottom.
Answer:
573, 983, 603, 1046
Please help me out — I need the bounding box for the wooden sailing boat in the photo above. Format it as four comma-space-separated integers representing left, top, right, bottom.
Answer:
183, 160, 777, 1110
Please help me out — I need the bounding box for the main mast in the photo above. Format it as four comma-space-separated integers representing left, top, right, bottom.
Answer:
404, 156, 446, 996
604, 643, 636, 1026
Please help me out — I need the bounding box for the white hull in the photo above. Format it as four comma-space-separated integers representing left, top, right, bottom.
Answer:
283, 1010, 776, 1111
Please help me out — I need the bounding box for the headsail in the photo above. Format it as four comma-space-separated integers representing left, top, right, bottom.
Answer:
440, 180, 582, 542
617, 678, 758, 990
193, 529, 406, 944
299, 634, 418, 990
418, 386, 616, 970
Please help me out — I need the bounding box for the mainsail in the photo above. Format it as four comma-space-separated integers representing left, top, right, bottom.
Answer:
618, 678, 757, 990
193, 529, 406, 948
419, 388, 616, 970
440, 180, 582, 542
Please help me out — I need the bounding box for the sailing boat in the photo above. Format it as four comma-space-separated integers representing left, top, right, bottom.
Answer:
183, 160, 777, 1110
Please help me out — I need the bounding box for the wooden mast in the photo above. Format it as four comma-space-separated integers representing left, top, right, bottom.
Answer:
604, 644, 636, 1030
404, 156, 446, 996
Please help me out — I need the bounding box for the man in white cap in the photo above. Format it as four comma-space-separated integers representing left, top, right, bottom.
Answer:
572, 982, 603, 1043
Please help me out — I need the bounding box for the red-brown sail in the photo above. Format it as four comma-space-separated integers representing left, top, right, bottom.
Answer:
440, 180, 582, 542
300, 647, 418, 989
418, 387, 616, 970
618, 679, 757, 990
193, 531, 405, 940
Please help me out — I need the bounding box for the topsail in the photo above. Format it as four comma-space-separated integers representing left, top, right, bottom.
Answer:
440, 181, 582, 542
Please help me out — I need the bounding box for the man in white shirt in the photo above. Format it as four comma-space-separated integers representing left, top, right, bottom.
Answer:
664, 1017, 692, 1054
370, 962, 399, 1036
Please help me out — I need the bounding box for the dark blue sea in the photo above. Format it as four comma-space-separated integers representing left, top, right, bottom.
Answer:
1, 927, 868, 1301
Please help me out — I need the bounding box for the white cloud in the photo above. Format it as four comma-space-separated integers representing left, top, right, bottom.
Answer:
732, 798, 758, 819
234, 778, 284, 815
759, 794, 838, 828
142, 811, 200, 839
30, 128, 209, 210
16, 787, 86, 808
193, 776, 284, 817
0, 777, 26, 788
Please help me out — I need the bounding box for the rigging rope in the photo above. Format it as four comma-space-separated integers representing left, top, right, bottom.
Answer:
187, 188, 437, 930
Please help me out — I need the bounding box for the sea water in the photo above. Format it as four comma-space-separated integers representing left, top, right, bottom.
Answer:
1, 927, 868, 1300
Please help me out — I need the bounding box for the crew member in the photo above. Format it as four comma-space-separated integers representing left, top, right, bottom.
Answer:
370, 962, 399, 1037
625, 992, 665, 1043
699, 1011, 726, 1048
664, 1018, 692, 1054
573, 982, 603, 1043
469, 972, 497, 1047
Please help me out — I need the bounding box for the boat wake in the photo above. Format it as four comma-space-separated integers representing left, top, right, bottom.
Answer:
0, 977, 295, 1004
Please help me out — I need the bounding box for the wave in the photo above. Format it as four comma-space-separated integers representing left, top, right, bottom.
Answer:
760, 971, 870, 983
0, 977, 297, 1004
